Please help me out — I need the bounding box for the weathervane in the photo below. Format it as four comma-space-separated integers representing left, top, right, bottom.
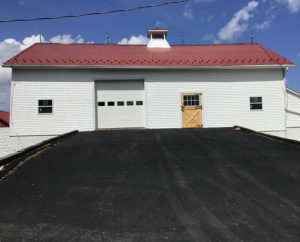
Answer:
251, 31, 254, 44
106, 32, 110, 44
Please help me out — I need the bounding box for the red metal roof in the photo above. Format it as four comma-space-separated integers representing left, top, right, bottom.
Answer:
0, 111, 9, 127
3, 43, 293, 67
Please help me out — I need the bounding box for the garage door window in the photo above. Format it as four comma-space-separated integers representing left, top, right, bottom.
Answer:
136, 101, 143, 106
117, 101, 124, 106
108, 102, 115, 106
127, 101, 134, 106
98, 102, 105, 106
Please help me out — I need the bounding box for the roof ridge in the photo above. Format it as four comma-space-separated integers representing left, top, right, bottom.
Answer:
34, 42, 260, 47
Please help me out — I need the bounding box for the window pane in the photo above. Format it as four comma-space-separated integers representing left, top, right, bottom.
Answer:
184, 100, 188, 106
39, 100, 52, 106
127, 101, 134, 106
108, 102, 115, 106
136, 101, 143, 106
250, 97, 262, 103
196, 100, 199, 106
250, 104, 263, 110
195, 95, 199, 101
98, 102, 105, 106
184, 96, 188, 101
38, 107, 52, 113
117, 101, 124, 106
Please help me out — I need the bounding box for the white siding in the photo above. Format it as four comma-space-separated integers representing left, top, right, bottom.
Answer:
11, 70, 95, 136
286, 89, 300, 127
0, 128, 14, 158
0, 128, 55, 158
264, 127, 300, 141
146, 69, 285, 131
11, 68, 285, 134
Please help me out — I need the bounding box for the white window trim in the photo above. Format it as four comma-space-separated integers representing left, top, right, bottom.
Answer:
38, 99, 53, 115
250, 97, 263, 111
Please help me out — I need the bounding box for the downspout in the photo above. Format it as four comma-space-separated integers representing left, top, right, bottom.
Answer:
282, 67, 288, 137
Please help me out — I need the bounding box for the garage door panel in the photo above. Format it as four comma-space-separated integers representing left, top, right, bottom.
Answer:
96, 81, 145, 129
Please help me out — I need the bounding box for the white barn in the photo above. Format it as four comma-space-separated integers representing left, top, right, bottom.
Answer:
2, 28, 296, 147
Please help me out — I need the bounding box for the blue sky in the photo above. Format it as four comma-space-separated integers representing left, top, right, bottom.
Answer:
0, 0, 300, 111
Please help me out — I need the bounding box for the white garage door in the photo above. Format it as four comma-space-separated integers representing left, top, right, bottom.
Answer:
96, 80, 145, 129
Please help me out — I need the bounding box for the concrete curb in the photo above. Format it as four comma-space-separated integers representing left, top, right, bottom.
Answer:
0, 130, 78, 167
234, 126, 300, 147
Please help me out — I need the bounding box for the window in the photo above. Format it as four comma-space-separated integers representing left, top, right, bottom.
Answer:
108, 102, 115, 106
136, 101, 143, 106
183, 95, 200, 106
38, 100, 52, 114
117, 101, 124, 106
98, 102, 105, 106
250, 97, 263, 110
127, 101, 134, 106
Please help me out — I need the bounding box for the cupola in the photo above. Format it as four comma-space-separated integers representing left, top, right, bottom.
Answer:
147, 28, 170, 48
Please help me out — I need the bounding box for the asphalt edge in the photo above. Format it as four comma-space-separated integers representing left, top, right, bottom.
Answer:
234, 125, 300, 147
0, 130, 78, 168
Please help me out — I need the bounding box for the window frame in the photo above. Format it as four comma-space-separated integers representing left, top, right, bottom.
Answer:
183, 94, 200, 107
249, 96, 263, 111
38, 99, 53, 115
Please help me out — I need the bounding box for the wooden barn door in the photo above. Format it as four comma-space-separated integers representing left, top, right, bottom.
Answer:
181, 93, 203, 128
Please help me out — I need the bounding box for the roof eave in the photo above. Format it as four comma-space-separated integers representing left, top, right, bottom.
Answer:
2, 64, 296, 70
287, 87, 300, 97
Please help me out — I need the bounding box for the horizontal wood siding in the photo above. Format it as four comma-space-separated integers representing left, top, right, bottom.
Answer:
11, 70, 95, 136
11, 68, 285, 134
287, 90, 300, 127
145, 69, 285, 131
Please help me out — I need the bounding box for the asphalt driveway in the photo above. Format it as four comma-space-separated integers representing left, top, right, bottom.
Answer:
0, 128, 300, 241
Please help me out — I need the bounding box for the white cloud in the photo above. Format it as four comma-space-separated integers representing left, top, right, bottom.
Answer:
201, 34, 220, 44
118, 35, 148, 45
183, 8, 194, 19
201, 33, 215, 41
218, 1, 259, 41
18, 1, 25, 6
255, 20, 271, 29
22, 35, 46, 49
0, 34, 90, 111
298, 52, 300, 58
50, 34, 84, 44
0, 40, 22, 111
274, 0, 300, 13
